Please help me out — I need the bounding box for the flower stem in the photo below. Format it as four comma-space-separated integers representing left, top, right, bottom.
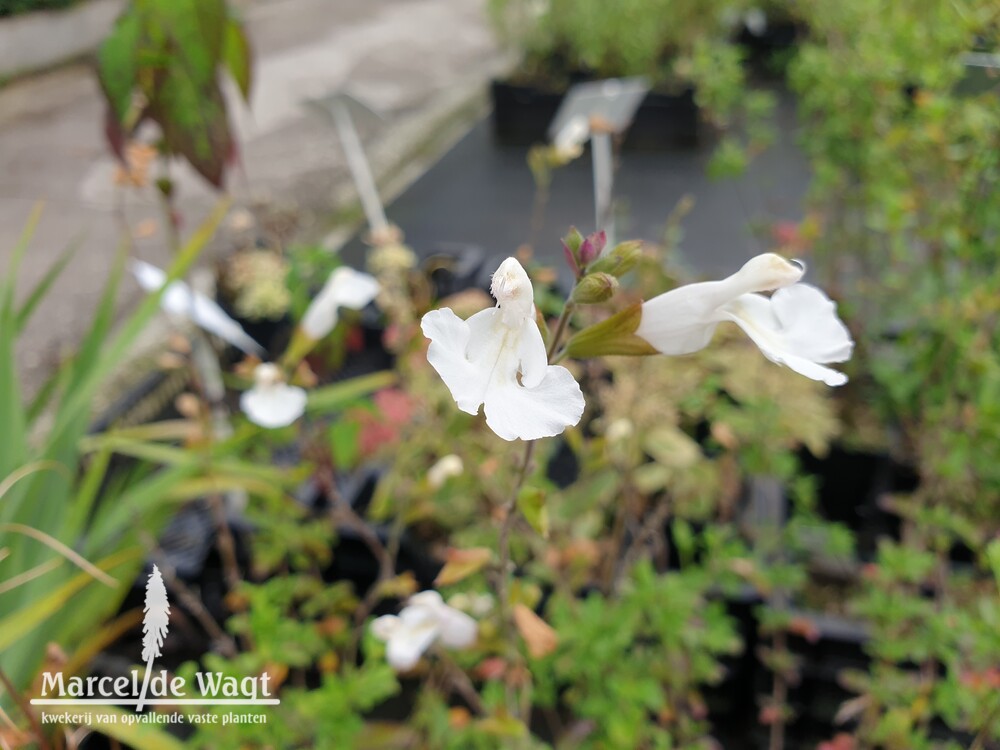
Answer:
546, 302, 575, 361
494, 288, 575, 725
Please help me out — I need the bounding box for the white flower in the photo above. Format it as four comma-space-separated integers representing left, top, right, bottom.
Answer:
635, 253, 854, 386
371, 590, 477, 672
300, 266, 380, 340
552, 114, 589, 161
131, 260, 264, 355
427, 454, 464, 489
240, 363, 307, 428
421, 257, 585, 441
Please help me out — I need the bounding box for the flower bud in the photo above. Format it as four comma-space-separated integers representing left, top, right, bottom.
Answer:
578, 230, 607, 266
571, 272, 619, 304
561, 227, 584, 274
588, 240, 643, 277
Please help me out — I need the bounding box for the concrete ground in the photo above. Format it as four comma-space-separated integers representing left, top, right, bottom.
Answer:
0, 0, 503, 391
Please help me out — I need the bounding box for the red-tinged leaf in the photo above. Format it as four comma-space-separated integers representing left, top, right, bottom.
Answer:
104, 105, 128, 163
148, 75, 232, 188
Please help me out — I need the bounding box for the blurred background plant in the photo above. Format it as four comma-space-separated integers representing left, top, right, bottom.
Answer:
0, 0, 75, 17
791, 0, 1000, 745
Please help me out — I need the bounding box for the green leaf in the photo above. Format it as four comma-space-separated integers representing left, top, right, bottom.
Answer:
0, 206, 42, 483
329, 420, 361, 470
564, 303, 658, 358
987, 539, 1000, 594
517, 485, 549, 538
307, 371, 397, 412
15, 242, 77, 334
223, 16, 253, 100
0, 549, 136, 653
149, 74, 232, 187
97, 8, 142, 121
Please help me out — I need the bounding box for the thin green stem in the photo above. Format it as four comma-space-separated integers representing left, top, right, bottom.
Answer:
546, 302, 575, 361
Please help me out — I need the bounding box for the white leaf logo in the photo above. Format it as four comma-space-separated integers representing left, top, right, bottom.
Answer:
136, 565, 170, 711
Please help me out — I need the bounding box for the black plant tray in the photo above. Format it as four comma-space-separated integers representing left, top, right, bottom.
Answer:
799, 445, 918, 561
490, 79, 701, 150
737, 19, 804, 76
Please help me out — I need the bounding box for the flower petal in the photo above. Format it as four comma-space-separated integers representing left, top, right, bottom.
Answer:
516, 316, 548, 388
240, 383, 308, 428
131, 260, 263, 355
386, 608, 440, 672
723, 291, 849, 386
407, 591, 477, 650
483, 363, 585, 441
328, 267, 381, 309
300, 267, 380, 340
635, 282, 723, 355
422, 308, 494, 415
770, 284, 854, 364
436, 607, 478, 649
635, 254, 805, 356
188, 295, 266, 356
386, 623, 438, 672
370, 615, 401, 642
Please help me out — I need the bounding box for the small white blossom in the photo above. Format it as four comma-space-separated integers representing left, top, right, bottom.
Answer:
552, 115, 589, 161
131, 260, 264, 355
240, 363, 307, 428
421, 257, 585, 441
427, 454, 464, 489
300, 266, 380, 340
635, 253, 854, 386
371, 590, 477, 672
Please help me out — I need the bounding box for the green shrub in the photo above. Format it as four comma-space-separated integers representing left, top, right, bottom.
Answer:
0, 0, 77, 18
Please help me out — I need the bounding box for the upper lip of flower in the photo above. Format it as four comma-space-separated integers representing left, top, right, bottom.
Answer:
421, 257, 585, 441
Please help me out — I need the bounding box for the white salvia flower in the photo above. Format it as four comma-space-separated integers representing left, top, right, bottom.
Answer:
371, 590, 477, 672
300, 266, 380, 340
407, 590, 477, 649
131, 260, 264, 355
552, 114, 590, 161
421, 257, 585, 441
240, 363, 307, 428
427, 454, 464, 489
635, 253, 854, 386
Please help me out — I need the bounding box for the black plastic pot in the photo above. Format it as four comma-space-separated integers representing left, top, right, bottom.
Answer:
490, 79, 701, 149
737, 19, 804, 76
798, 446, 918, 560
